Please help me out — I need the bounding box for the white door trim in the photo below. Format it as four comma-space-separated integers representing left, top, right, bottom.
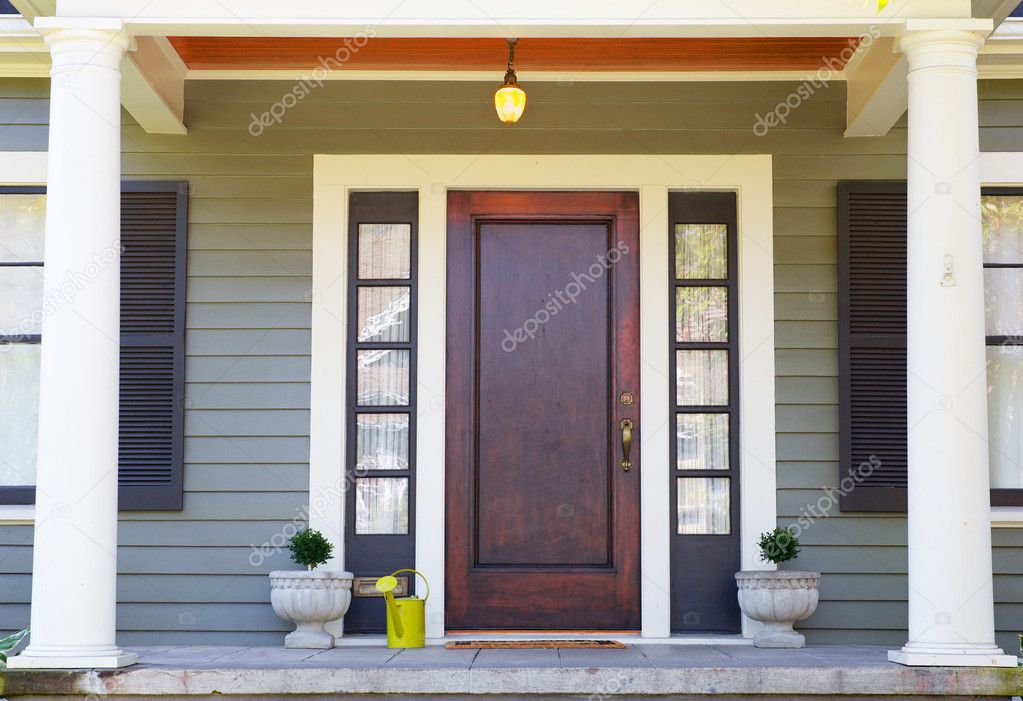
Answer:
311, 154, 777, 639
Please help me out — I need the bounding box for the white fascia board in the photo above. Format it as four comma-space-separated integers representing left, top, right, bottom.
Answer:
845, 36, 908, 137
51, 0, 972, 38
10, 0, 55, 24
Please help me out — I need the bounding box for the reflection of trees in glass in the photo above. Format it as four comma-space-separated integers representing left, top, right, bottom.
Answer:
675, 224, 727, 280
982, 196, 1023, 262
676, 287, 727, 342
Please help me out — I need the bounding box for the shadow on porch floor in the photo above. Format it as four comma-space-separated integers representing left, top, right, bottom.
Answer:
2, 645, 1021, 698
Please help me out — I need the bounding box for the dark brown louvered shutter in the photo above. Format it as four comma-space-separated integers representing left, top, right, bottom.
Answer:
118, 182, 187, 510
838, 182, 907, 512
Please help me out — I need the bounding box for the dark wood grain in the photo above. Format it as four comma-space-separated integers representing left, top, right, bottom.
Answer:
446, 191, 640, 630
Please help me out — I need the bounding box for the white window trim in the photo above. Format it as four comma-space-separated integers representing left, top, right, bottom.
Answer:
311, 154, 777, 639
0, 151, 46, 524
980, 151, 1023, 528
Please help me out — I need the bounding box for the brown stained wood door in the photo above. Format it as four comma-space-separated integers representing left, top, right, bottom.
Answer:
446, 191, 640, 630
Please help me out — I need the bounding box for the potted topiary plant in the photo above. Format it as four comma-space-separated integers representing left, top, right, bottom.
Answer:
269, 528, 354, 649
734, 527, 820, 648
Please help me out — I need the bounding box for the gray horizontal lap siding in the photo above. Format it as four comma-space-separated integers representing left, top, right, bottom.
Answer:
0, 77, 1020, 650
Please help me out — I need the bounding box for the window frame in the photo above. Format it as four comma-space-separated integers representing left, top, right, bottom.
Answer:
0, 185, 46, 506
982, 186, 1023, 507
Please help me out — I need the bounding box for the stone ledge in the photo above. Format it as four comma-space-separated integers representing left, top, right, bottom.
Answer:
3, 661, 1022, 697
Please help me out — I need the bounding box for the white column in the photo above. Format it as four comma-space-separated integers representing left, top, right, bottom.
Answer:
8, 22, 136, 670
889, 23, 1015, 668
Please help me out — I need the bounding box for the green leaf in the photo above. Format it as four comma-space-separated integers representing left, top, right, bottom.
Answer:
878, 0, 890, 12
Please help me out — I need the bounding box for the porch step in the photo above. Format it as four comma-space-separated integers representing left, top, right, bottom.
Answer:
2, 645, 1021, 698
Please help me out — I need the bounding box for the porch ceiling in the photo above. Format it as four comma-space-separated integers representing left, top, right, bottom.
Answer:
166, 36, 861, 72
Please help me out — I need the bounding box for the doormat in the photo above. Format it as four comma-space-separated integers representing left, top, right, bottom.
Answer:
445, 640, 626, 650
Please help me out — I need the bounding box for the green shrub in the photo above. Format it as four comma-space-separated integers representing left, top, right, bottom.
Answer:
758, 527, 801, 565
288, 528, 334, 569
0, 628, 28, 668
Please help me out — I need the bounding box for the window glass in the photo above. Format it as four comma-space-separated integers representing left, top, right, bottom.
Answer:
0, 267, 43, 335
675, 224, 727, 279
677, 413, 729, 471
676, 350, 729, 406
676, 477, 730, 534
676, 286, 727, 342
355, 413, 410, 471
357, 286, 411, 343
0, 193, 45, 263
982, 195, 1023, 265
356, 349, 410, 406
0, 343, 39, 486
355, 477, 409, 534
358, 223, 411, 279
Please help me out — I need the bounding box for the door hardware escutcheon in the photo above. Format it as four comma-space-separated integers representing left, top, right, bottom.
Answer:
620, 418, 634, 472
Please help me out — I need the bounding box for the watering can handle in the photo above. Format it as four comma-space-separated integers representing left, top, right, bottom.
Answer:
390, 568, 430, 601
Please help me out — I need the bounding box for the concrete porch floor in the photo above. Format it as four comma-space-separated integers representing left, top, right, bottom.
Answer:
1, 645, 1021, 698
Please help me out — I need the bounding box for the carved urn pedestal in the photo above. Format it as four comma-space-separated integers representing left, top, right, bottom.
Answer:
735, 571, 820, 648
269, 570, 354, 648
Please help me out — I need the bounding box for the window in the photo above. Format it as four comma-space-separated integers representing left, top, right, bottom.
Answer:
0, 188, 46, 505
983, 189, 1023, 505
0, 182, 188, 510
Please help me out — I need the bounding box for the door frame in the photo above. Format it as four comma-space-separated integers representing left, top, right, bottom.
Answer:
311, 154, 777, 639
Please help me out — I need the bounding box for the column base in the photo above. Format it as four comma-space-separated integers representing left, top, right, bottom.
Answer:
7, 647, 137, 669
888, 645, 1018, 668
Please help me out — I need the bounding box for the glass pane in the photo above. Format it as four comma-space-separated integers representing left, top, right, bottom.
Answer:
0, 343, 40, 486
677, 413, 729, 470
984, 268, 1023, 336
358, 224, 411, 279
357, 286, 410, 343
676, 350, 728, 406
355, 477, 409, 534
987, 346, 1023, 488
675, 224, 727, 280
677, 477, 730, 534
676, 287, 727, 342
0, 266, 43, 335
356, 349, 410, 406
982, 195, 1023, 264
355, 413, 410, 471
0, 194, 46, 263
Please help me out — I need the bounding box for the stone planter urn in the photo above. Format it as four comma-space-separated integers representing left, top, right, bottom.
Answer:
270, 569, 354, 648
735, 570, 820, 648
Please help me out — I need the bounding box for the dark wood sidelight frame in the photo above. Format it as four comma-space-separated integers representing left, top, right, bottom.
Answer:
343, 191, 419, 632
668, 191, 741, 634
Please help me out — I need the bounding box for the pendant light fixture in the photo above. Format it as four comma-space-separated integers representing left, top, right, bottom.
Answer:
494, 38, 526, 124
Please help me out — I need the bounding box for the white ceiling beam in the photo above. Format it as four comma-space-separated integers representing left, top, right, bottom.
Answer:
120, 35, 187, 134
844, 37, 908, 137
9, 0, 54, 24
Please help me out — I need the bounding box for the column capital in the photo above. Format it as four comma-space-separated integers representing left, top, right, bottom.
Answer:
34, 18, 134, 72
897, 20, 991, 74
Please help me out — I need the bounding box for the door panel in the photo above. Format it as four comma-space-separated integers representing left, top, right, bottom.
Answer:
446, 191, 640, 630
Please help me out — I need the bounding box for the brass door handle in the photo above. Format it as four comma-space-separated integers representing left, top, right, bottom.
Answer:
620, 418, 634, 472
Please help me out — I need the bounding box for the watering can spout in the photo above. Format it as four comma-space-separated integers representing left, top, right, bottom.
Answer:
375, 569, 430, 648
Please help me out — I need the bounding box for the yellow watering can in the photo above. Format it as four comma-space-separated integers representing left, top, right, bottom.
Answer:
375, 569, 429, 648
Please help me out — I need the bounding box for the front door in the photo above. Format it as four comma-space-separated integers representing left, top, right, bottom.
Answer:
445, 191, 641, 630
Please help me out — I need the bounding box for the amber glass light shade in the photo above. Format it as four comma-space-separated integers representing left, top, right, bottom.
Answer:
494, 80, 526, 124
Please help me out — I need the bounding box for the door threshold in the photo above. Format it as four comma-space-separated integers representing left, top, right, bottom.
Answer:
335, 633, 753, 647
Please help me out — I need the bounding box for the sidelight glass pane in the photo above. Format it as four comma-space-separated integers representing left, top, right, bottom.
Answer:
355, 413, 410, 471
982, 195, 1023, 264
675, 224, 727, 280
356, 349, 410, 406
987, 346, 1023, 488
984, 268, 1023, 336
677, 477, 730, 535
357, 286, 411, 343
0, 343, 40, 486
676, 350, 728, 406
358, 224, 411, 279
677, 413, 729, 471
0, 266, 43, 335
676, 287, 728, 342
0, 194, 46, 263
355, 477, 409, 534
